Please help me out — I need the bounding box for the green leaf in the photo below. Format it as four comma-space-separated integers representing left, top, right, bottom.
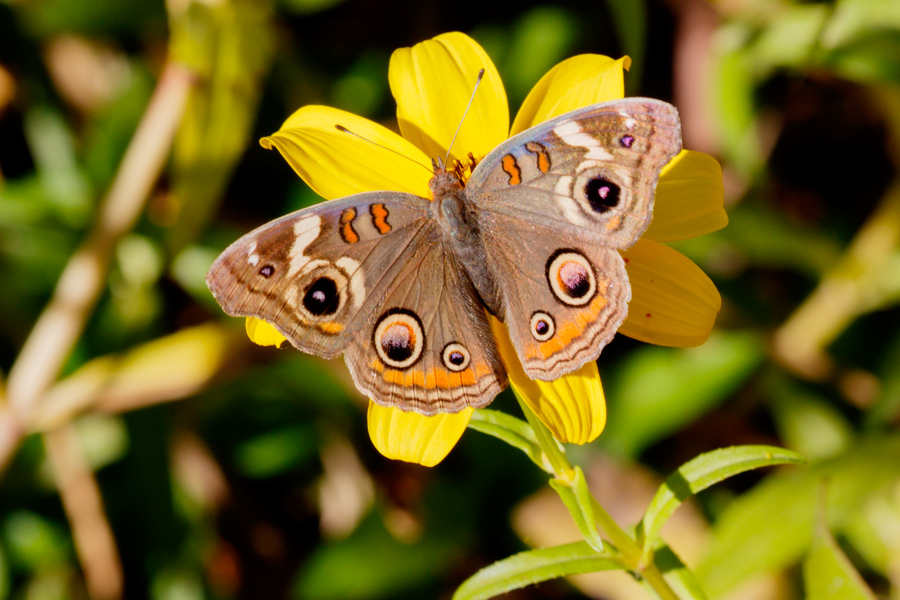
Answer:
2, 512, 71, 572
294, 514, 462, 600
452, 541, 622, 600
804, 519, 876, 600
603, 331, 766, 458
653, 544, 709, 600
234, 424, 318, 478
638, 445, 804, 555
604, 0, 647, 89
467, 409, 545, 471
765, 373, 854, 461
0, 542, 9, 600
503, 6, 579, 104
697, 435, 900, 597
167, 0, 275, 254
549, 467, 605, 552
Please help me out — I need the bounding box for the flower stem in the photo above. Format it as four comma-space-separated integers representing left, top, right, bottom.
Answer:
513, 393, 571, 475
513, 396, 684, 599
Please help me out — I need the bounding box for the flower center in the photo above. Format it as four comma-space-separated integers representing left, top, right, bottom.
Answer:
449, 152, 480, 186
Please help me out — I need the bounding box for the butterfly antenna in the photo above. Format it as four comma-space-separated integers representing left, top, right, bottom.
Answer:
443, 68, 485, 167
334, 125, 433, 175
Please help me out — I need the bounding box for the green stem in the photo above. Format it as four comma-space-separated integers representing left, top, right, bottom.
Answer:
513, 396, 683, 599
513, 392, 572, 476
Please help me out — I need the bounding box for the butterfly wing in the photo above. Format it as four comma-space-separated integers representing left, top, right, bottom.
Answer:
468, 97, 682, 249
342, 225, 507, 415
465, 97, 682, 380
476, 212, 631, 380
207, 192, 507, 413
207, 192, 433, 359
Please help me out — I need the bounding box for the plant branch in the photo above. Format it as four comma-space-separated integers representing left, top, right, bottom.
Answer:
0, 61, 192, 471
45, 425, 123, 600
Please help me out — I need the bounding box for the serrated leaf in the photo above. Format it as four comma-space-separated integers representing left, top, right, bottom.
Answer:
453, 541, 622, 600
638, 445, 803, 556
549, 467, 605, 552
467, 409, 545, 471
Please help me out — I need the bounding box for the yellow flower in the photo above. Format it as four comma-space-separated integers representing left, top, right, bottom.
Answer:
249, 32, 725, 465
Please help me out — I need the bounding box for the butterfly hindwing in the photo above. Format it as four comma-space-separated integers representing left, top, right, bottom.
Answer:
343, 226, 507, 415
477, 212, 631, 380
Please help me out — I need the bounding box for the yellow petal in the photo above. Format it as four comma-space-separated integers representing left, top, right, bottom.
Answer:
511, 55, 631, 135
619, 240, 721, 347
260, 105, 431, 200
644, 150, 728, 242
245, 317, 287, 348
367, 401, 472, 467
389, 32, 509, 164
490, 318, 606, 445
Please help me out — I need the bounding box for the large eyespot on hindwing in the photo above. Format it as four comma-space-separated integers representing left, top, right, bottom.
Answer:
373, 309, 425, 369
297, 263, 351, 322
441, 342, 471, 372
530, 311, 556, 341
572, 166, 623, 215
546, 250, 597, 307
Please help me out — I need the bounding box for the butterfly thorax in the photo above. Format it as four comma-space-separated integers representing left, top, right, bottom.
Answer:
429, 167, 503, 316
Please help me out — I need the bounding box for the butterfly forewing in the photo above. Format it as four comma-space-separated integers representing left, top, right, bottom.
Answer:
467, 97, 682, 249
206, 192, 432, 359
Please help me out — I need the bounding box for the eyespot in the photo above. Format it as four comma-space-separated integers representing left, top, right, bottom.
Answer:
259, 265, 275, 278
583, 176, 621, 213
296, 263, 351, 321
530, 312, 555, 341
442, 342, 470, 372
373, 309, 425, 369
619, 135, 635, 148
302, 276, 339, 316
546, 250, 597, 307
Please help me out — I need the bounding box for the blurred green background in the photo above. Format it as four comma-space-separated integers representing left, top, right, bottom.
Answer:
1, 0, 900, 598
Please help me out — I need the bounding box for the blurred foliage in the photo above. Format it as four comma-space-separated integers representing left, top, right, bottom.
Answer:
1, 0, 900, 598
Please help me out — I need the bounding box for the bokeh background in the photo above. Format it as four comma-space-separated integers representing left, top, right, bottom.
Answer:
1, 0, 900, 598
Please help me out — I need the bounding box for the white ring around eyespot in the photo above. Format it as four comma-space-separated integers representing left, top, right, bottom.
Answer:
546, 250, 597, 307
441, 342, 471, 372
373, 311, 425, 369
530, 312, 556, 342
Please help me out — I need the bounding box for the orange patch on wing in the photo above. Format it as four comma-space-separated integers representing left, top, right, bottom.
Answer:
339, 208, 359, 244
371, 360, 492, 389
525, 141, 551, 174
501, 154, 521, 185
318, 321, 344, 334
370, 203, 391, 234
525, 278, 612, 360
605, 215, 622, 231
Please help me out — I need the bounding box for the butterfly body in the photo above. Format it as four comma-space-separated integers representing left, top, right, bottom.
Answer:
207, 98, 682, 416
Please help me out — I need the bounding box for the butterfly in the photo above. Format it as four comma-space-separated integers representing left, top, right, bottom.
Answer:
207, 97, 682, 416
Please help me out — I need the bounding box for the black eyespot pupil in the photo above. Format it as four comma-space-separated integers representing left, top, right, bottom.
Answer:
259, 265, 275, 278
449, 351, 465, 365
535, 320, 549, 335
302, 277, 339, 316
620, 135, 635, 148
585, 177, 620, 213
